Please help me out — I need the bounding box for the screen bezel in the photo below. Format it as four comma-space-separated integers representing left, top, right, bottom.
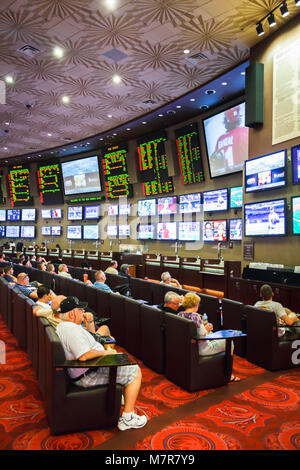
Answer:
244, 149, 287, 193
203, 220, 228, 242
66, 225, 82, 239
203, 188, 229, 212
179, 193, 202, 214
291, 195, 300, 235
84, 205, 100, 220
230, 186, 243, 209
67, 206, 83, 221
292, 144, 300, 185
229, 218, 243, 241
244, 198, 287, 237
61, 155, 102, 196
202, 101, 248, 179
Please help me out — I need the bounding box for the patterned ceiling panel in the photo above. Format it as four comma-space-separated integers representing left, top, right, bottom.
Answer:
0, 0, 298, 159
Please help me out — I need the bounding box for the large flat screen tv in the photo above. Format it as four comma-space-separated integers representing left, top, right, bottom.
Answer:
156, 222, 177, 240
119, 224, 130, 238
107, 225, 118, 238
229, 218, 243, 240
41, 226, 51, 236
137, 224, 155, 240
7, 209, 21, 221
0, 225, 5, 237
292, 144, 300, 185
61, 155, 102, 196
137, 199, 156, 217
230, 186, 243, 209
41, 209, 52, 219
83, 225, 99, 240
178, 221, 201, 241
203, 220, 227, 242
84, 205, 100, 220
67, 206, 83, 221
179, 193, 201, 214
21, 208, 36, 222
203, 188, 228, 212
157, 196, 177, 215
119, 203, 131, 216
244, 199, 286, 237
107, 205, 119, 216
0, 209, 6, 222
51, 226, 62, 236
292, 196, 300, 235
203, 102, 249, 178
245, 149, 287, 193
67, 225, 82, 239
51, 208, 62, 219
21, 225, 35, 238
6, 225, 20, 238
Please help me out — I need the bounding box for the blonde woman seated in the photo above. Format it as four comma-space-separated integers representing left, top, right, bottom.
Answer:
160, 271, 181, 289
178, 293, 239, 382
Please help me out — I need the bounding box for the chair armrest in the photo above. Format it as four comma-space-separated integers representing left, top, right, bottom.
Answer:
56, 353, 135, 368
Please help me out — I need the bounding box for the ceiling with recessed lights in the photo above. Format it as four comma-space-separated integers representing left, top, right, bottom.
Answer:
0, 0, 299, 162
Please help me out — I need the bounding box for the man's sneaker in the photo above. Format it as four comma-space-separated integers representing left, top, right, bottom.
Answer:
118, 412, 148, 431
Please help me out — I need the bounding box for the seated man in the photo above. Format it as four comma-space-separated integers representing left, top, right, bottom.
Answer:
37, 262, 46, 271
0, 252, 5, 262
255, 284, 300, 338
105, 260, 118, 275
46, 263, 56, 274
93, 270, 114, 293
0, 267, 4, 277
160, 271, 181, 289
14, 272, 39, 300
58, 264, 72, 279
119, 264, 131, 283
158, 291, 182, 315
3, 265, 17, 283
54, 297, 147, 431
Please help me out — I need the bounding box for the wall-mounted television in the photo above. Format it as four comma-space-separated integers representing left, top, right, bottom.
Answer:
244, 199, 286, 237
137, 199, 156, 217
0, 209, 6, 222
203, 102, 249, 178
41, 226, 51, 236
203, 220, 227, 242
107, 225, 118, 238
292, 144, 300, 185
67, 225, 82, 239
245, 150, 287, 193
52, 208, 62, 219
119, 224, 130, 238
61, 155, 101, 196
179, 193, 201, 214
0, 225, 5, 237
292, 196, 300, 235
41, 209, 52, 219
178, 221, 201, 241
51, 226, 62, 236
119, 203, 131, 216
21, 208, 36, 222
203, 188, 228, 212
230, 186, 243, 209
6, 225, 20, 238
108, 205, 118, 216
157, 196, 177, 215
157, 222, 177, 240
68, 206, 83, 221
84, 205, 100, 220
21, 225, 35, 238
137, 224, 155, 240
83, 225, 99, 240
229, 219, 243, 240
7, 209, 21, 221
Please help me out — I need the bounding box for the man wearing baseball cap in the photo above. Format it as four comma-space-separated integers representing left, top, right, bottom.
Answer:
55, 296, 147, 431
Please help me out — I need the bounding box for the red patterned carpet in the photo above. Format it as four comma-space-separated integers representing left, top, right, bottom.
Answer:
2, 317, 298, 451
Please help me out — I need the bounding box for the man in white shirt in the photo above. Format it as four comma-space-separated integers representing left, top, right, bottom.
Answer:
104, 260, 118, 275
55, 296, 148, 431
255, 284, 300, 337
58, 264, 72, 279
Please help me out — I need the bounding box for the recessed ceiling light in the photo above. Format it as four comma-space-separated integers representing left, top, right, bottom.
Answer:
176, 105, 181, 109
107, 114, 112, 118
112, 74, 121, 84
74, 145, 77, 148
184, 49, 190, 54
99, 137, 104, 140
5, 122, 9, 125
53, 46, 64, 58
3, 147, 8, 150
241, 71, 246, 76
5, 75, 14, 84
221, 82, 227, 86
126, 128, 131, 131
63, 149, 66, 151
142, 121, 147, 124
113, 133, 117, 136
51, 152, 54, 154
190, 98, 195, 102
47, 133, 52, 137
205, 89, 216, 95
87, 142, 90, 145
104, 0, 117, 10
62, 95, 70, 104
158, 114, 163, 117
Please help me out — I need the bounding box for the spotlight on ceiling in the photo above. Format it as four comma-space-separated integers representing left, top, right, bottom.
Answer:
280, 1, 289, 17
5, 75, 14, 84
61, 96, 70, 104
112, 74, 121, 84
53, 46, 64, 58
256, 22, 264, 36
267, 13, 276, 27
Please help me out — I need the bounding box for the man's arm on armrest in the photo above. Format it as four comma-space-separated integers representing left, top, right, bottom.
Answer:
281, 313, 298, 326
78, 349, 114, 362
29, 290, 38, 300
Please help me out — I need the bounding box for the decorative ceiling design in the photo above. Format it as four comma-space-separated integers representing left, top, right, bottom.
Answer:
0, 0, 299, 160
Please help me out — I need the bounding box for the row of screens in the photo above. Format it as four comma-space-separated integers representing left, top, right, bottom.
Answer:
1, 196, 300, 239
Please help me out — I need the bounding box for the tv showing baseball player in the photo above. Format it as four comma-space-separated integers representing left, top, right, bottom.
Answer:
157, 222, 177, 240
203, 102, 249, 178
244, 199, 286, 236
229, 219, 243, 240
203, 189, 228, 212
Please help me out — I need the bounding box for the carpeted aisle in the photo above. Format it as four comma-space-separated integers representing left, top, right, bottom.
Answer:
2, 317, 298, 451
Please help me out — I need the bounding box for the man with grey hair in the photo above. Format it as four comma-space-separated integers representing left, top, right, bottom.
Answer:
55, 296, 148, 431
58, 264, 72, 279
160, 271, 181, 289
93, 270, 114, 293
158, 291, 183, 315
